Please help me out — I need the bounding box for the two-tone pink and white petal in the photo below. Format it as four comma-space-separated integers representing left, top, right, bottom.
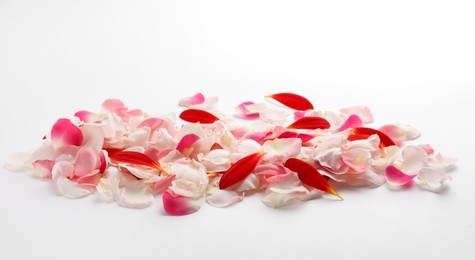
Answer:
51, 118, 84, 148
378, 124, 421, 145
342, 148, 372, 172
163, 189, 200, 216
198, 149, 231, 172
385, 165, 416, 186
235, 101, 261, 119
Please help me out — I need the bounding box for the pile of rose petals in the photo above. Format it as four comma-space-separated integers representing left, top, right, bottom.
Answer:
6, 93, 456, 216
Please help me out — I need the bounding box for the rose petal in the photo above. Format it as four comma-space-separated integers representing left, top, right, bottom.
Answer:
118, 185, 154, 209
163, 189, 200, 216
262, 138, 302, 164
385, 165, 416, 186
340, 106, 373, 123
235, 101, 260, 119
342, 148, 372, 172
416, 167, 450, 191
51, 118, 84, 148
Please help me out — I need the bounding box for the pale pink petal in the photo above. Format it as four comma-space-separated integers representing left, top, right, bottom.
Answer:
176, 133, 200, 154
259, 109, 290, 124
244, 131, 271, 143
235, 174, 259, 192
138, 117, 164, 135
428, 153, 457, 169
52, 161, 75, 179
401, 145, 428, 174
125, 128, 150, 147
74, 147, 100, 177
378, 124, 420, 145
342, 148, 371, 172
179, 93, 205, 107
315, 147, 348, 174
262, 138, 302, 164
51, 118, 84, 148
102, 99, 125, 113
346, 169, 386, 187
338, 114, 363, 131
153, 174, 176, 194
118, 185, 154, 209
254, 163, 287, 177
293, 111, 306, 120
80, 124, 105, 151
416, 167, 450, 191
206, 187, 244, 207
120, 164, 161, 183
198, 149, 231, 172
75, 173, 101, 186
385, 165, 416, 185
237, 139, 262, 155
261, 191, 298, 208
32, 159, 55, 178
167, 159, 208, 198
340, 106, 373, 123
235, 101, 260, 119
74, 110, 97, 123
163, 189, 200, 216
419, 144, 435, 156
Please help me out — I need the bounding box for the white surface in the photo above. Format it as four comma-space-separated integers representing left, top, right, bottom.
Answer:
1, 1, 474, 259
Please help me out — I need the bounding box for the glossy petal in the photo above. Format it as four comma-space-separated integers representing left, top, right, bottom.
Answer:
385, 165, 416, 185
179, 109, 219, 124
51, 118, 84, 148
219, 152, 265, 189
287, 117, 331, 130
266, 93, 314, 110
163, 189, 200, 216
284, 158, 343, 200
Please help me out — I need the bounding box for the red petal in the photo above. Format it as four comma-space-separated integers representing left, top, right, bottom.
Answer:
219, 152, 265, 189
266, 93, 314, 110
210, 143, 224, 150
348, 127, 396, 147
108, 150, 167, 174
284, 158, 343, 200
179, 109, 219, 124
287, 117, 330, 130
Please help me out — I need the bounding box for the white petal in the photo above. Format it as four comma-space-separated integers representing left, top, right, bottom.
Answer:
4, 152, 32, 172
262, 138, 302, 164
96, 168, 121, 202
416, 167, 450, 192
118, 185, 154, 209
206, 187, 244, 207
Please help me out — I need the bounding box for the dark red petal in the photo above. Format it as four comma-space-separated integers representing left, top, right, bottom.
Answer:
108, 150, 167, 174
349, 127, 396, 147
219, 152, 265, 189
284, 158, 343, 200
266, 93, 314, 110
287, 117, 330, 130
179, 109, 219, 124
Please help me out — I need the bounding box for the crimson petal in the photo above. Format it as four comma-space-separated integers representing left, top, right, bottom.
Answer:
287, 117, 330, 130
348, 127, 396, 147
219, 152, 265, 189
284, 158, 343, 200
179, 109, 219, 124
266, 92, 314, 110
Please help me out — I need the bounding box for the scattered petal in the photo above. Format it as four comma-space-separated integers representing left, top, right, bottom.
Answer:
287, 117, 331, 130
266, 93, 314, 110
163, 189, 200, 216
179, 109, 219, 124
219, 152, 265, 189
385, 165, 416, 186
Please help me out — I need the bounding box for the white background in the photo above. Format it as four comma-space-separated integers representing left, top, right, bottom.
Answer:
1, 1, 474, 259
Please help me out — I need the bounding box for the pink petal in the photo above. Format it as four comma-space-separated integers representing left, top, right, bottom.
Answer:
179, 93, 205, 107
32, 159, 55, 179
176, 134, 200, 154
385, 165, 416, 185
163, 189, 200, 216
206, 187, 244, 207
153, 174, 176, 194
419, 144, 435, 156
80, 125, 105, 151
51, 118, 84, 148
401, 145, 428, 174
342, 148, 371, 172
262, 138, 302, 164
378, 124, 420, 145
74, 147, 100, 177
102, 99, 125, 113
340, 106, 373, 123
74, 110, 96, 123
138, 117, 164, 135
338, 114, 363, 131
416, 167, 450, 191
235, 101, 260, 119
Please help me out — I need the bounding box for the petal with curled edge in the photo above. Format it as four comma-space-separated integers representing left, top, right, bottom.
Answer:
416, 167, 450, 192
235, 101, 260, 119
163, 189, 200, 216
266, 93, 314, 110
52, 161, 93, 199
178, 93, 205, 107
51, 118, 84, 148
385, 165, 416, 186
176, 133, 200, 155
